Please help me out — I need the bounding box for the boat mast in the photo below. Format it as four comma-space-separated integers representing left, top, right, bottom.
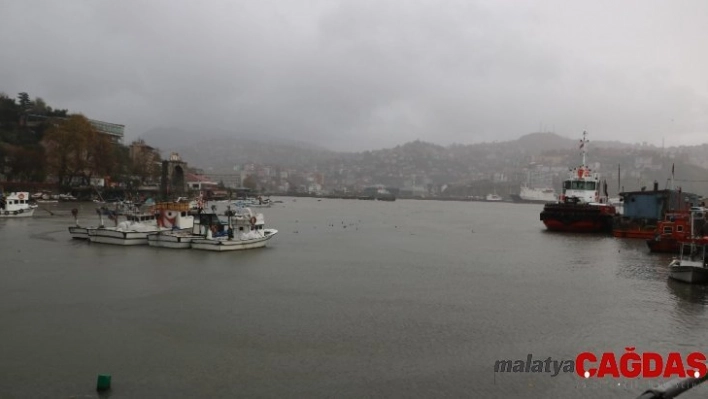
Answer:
580, 130, 588, 167
617, 164, 621, 194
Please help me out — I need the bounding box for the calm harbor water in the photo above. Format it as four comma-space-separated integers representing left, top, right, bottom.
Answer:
1, 198, 708, 398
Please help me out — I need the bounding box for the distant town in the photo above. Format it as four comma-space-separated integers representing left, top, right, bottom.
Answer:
3, 91, 708, 200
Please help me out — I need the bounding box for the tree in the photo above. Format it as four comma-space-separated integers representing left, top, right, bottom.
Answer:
3, 144, 45, 182
31, 97, 49, 115
0, 94, 20, 127
90, 132, 117, 182
42, 114, 98, 185
17, 92, 32, 111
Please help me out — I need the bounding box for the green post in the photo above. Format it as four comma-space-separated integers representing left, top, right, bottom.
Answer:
96, 374, 111, 391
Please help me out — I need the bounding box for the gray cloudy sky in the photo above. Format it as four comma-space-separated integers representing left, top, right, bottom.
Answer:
2, 0, 708, 151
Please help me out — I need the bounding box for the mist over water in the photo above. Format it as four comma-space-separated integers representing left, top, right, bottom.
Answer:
1, 198, 707, 398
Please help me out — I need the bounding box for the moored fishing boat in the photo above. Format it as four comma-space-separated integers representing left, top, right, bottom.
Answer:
0, 191, 36, 218
68, 208, 90, 239
232, 196, 272, 208
668, 213, 708, 284
190, 206, 277, 251
669, 242, 708, 284
539, 131, 616, 233
148, 203, 207, 249
88, 202, 194, 246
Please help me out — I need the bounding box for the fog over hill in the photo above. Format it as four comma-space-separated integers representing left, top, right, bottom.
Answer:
140, 129, 671, 168
138, 128, 708, 195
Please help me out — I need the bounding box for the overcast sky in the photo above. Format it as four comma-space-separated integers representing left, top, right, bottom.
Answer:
2, 0, 708, 151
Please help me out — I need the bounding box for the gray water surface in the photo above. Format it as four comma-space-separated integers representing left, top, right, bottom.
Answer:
1, 198, 707, 398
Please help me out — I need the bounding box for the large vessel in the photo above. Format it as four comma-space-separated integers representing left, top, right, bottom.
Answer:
539, 131, 616, 232
511, 186, 557, 204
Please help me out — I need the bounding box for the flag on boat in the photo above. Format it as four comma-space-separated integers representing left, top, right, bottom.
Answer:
671, 163, 675, 176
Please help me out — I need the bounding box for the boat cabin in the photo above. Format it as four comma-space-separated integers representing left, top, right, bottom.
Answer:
0, 192, 34, 214
619, 188, 698, 221
678, 241, 708, 267
560, 165, 606, 204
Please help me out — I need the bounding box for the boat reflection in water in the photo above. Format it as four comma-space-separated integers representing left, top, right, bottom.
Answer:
667, 278, 708, 306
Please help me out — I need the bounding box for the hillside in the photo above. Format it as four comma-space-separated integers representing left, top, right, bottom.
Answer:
137, 128, 708, 196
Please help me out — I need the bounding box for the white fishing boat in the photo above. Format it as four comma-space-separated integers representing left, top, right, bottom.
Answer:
232, 196, 272, 208
147, 203, 204, 249
68, 207, 108, 239
88, 202, 194, 246
190, 229, 278, 252
68, 225, 89, 239
668, 212, 708, 284
0, 192, 36, 218
669, 240, 708, 284
68, 209, 89, 239
190, 207, 277, 251
69, 201, 143, 239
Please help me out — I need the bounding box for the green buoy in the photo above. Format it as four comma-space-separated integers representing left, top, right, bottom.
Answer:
96, 374, 111, 391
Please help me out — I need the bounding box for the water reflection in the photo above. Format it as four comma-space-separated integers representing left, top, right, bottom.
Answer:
667, 278, 708, 306
614, 236, 651, 253
613, 237, 675, 281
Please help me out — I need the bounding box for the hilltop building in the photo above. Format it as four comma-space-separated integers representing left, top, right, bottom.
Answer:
88, 119, 124, 143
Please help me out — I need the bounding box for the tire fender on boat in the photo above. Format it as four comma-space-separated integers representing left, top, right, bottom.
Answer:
18, 209, 23, 214
3, 211, 8, 216
13, 211, 18, 215
250, 216, 257, 225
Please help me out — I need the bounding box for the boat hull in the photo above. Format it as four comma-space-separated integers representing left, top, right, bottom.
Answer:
190, 230, 277, 252
0, 208, 35, 218
540, 203, 616, 233
147, 232, 200, 249
88, 229, 153, 246
646, 238, 680, 253
612, 226, 657, 239
669, 265, 708, 284
68, 226, 89, 239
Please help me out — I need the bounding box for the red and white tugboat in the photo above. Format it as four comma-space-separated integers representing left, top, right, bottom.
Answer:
539, 131, 616, 233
